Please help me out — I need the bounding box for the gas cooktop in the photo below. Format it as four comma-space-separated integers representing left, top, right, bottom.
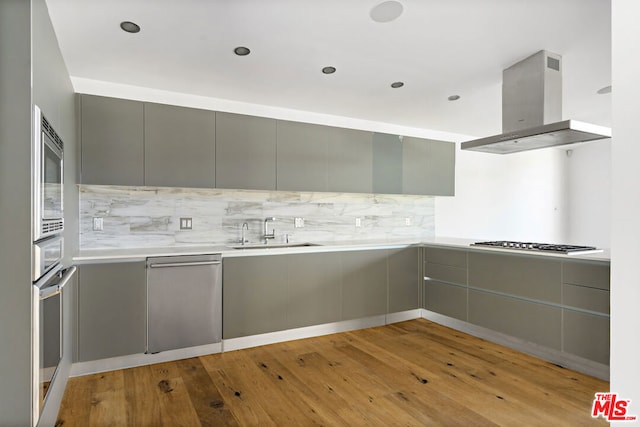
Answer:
471, 240, 603, 255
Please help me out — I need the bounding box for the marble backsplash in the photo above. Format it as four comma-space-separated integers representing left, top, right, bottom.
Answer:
79, 185, 435, 249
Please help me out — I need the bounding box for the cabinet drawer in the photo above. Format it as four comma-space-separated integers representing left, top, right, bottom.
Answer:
424, 247, 467, 268
424, 280, 467, 321
562, 283, 609, 314
563, 310, 609, 365
563, 261, 610, 290
424, 262, 467, 285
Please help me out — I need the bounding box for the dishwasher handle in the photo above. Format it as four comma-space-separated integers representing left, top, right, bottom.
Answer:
149, 260, 221, 269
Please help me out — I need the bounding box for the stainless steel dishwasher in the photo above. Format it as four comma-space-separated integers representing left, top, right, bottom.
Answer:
146, 254, 222, 353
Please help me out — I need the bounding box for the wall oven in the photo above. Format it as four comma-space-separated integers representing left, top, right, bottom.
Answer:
33, 105, 64, 242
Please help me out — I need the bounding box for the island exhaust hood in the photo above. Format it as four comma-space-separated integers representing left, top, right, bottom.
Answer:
461, 50, 611, 154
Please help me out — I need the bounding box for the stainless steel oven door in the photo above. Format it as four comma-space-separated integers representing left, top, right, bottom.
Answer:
34, 105, 64, 241
32, 235, 63, 282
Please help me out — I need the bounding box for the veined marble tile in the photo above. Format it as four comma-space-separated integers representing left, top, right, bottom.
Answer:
79, 185, 435, 249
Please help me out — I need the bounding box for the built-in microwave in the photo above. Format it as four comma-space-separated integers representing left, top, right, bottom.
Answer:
33, 105, 64, 242
33, 234, 63, 282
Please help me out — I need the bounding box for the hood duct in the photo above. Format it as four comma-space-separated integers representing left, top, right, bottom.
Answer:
461, 50, 611, 154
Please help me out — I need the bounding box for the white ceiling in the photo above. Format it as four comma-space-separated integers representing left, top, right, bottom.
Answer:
45, 0, 611, 138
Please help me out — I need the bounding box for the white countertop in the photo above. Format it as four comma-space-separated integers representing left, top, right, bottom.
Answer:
73, 236, 610, 263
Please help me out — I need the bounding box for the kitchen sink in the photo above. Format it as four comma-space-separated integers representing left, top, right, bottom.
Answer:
230, 242, 322, 250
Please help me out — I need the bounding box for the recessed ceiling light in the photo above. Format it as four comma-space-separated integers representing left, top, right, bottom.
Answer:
597, 85, 612, 94
370, 1, 404, 23
448, 95, 461, 101
234, 46, 251, 56
391, 82, 404, 88
322, 66, 336, 74
120, 21, 140, 33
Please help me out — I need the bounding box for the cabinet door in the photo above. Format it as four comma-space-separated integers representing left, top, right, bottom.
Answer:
468, 252, 561, 303
327, 127, 373, 193
223, 255, 288, 339
80, 95, 144, 185
341, 250, 388, 320
276, 120, 328, 191
424, 280, 467, 321
216, 112, 276, 190
468, 289, 561, 350
144, 103, 215, 188
403, 137, 455, 196
287, 252, 341, 328
77, 262, 146, 361
388, 247, 420, 312
562, 310, 609, 364
372, 132, 403, 194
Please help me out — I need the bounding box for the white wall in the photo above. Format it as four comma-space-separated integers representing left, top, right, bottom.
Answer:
611, 0, 640, 423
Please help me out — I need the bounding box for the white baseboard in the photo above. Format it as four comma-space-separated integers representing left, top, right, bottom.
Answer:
420, 309, 610, 381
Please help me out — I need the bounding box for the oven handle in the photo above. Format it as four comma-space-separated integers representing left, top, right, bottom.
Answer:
40, 266, 76, 301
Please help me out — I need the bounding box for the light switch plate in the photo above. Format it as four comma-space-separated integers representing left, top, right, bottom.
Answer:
92, 217, 103, 231
294, 217, 305, 228
180, 217, 193, 230
405, 217, 412, 226
355, 217, 361, 227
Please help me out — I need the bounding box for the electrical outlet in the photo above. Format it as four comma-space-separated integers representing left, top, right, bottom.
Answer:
355, 217, 361, 227
294, 217, 305, 228
405, 217, 412, 226
180, 217, 193, 230
92, 217, 103, 231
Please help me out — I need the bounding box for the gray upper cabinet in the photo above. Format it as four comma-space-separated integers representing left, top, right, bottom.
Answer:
372, 132, 403, 194
216, 112, 276, 190
276, 120, 329, 192
144, 102, 215, 188
80, 95, 144, 185
327, 127, 373, 193
402, 137, 455, 196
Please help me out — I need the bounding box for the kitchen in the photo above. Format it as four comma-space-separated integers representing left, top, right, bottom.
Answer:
1, 0, 638, 426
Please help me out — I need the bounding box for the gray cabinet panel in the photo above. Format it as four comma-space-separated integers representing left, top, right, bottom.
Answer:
468, 289, 561, 350
223, 255, 288, 339
563, 261, 610, 290
424, 281, 467, 321
77, 262, 146, 361
216, 112, 276, 190
327, 127, 373, 193
563, 310, 609, 364
276, 120, 328, 191
403, 137, 455, 196
424, 247, 467, 268
425, 263, 467, 285
144, 103, 215, 188
372, 132, 403, 194
388, 247, 420, 312
562, 284, 609, 314
80, 95, 144, 185
341, 250, 388, 320
468, 252, 561, 303
287, 253, 342, 328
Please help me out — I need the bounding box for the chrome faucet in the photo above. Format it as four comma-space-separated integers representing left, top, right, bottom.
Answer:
241, 222, 249, 245
264, 217, 276, 243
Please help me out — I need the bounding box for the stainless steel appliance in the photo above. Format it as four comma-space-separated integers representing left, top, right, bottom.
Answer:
472, 240, 602, 255
462, 50, 611, 154
33, 105, 64, 241
32, 234, 63, 282
146, 254, 222, 353
33, 266, 75, 414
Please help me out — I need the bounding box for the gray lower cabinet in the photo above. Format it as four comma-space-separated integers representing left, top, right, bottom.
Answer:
327, 127, 373, 193
80, 94, 144, 186
372, 132, 403, 194
144, 102, 215, 188
341, 250, 388, 320
563, 310, 609, 365
276, 120, 329, 191
423, 247, 468, 321
402, 137, 455, 196
388, 247, 420, 312
223, 255, 288, 339
215, 112, 277, 190
76, 261, 146, 361
287, 252, 342, 328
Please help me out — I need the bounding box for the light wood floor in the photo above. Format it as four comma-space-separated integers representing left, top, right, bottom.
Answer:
57, 319, 608, 426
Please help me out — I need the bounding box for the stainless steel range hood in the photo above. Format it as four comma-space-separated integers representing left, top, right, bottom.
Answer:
461, 50, 611, 154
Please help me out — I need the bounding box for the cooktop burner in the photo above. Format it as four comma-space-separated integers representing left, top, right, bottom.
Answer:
471, 240, 602, 255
